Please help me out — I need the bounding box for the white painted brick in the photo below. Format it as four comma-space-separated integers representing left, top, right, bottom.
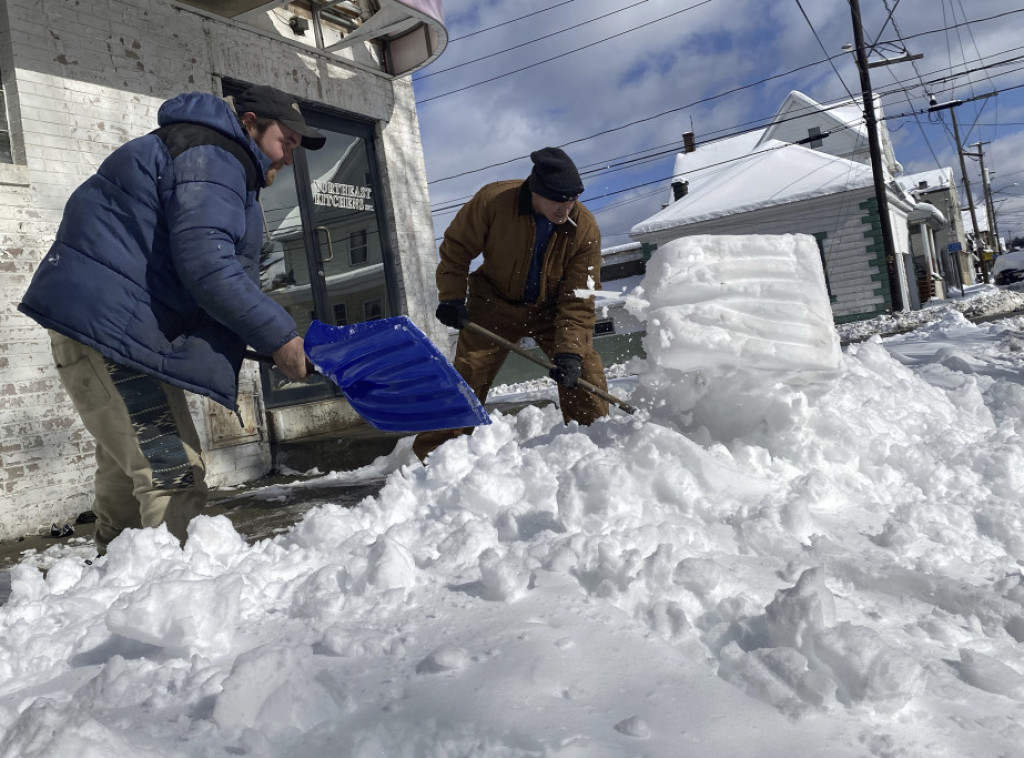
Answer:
0, 0, 437, 539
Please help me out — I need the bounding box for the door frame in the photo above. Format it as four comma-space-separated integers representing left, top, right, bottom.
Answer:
221, 79, 399, 412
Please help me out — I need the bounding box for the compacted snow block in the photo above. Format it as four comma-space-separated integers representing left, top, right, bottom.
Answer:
633, 234, 842, 441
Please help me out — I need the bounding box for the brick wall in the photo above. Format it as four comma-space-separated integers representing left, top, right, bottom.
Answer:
0, 0, 437, 539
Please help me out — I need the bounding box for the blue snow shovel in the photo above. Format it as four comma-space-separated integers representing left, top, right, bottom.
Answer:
248, 317, 490, 433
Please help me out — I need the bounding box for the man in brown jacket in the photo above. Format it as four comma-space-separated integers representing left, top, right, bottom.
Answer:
413, 147, 609, 460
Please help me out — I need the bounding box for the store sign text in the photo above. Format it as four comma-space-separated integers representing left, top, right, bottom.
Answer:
312, 181, 374, 211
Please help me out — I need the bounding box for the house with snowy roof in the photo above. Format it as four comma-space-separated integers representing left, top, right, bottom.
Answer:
630, 91, 945, 322
895, 168, 975, 295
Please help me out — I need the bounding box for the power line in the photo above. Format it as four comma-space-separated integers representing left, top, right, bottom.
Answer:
876, 0, 947, 173
427, 52, 841, 185
430, 74, 1024, 221
422, 2, 1023, 111
420, 5, 1024, 232
428, 40, 1024, 201
416, 0, 714, 104
794, 0, 857, 102
425, 29, 1024, 190
444, 0, 578, 43
876, 6, 1024, 49
419, 0, 651, 79
431, 117, 867, 217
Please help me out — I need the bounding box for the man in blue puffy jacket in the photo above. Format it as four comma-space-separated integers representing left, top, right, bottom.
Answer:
19, 84, 325, 555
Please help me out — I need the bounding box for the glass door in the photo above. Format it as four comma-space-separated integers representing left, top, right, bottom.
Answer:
256, 104, 396, 408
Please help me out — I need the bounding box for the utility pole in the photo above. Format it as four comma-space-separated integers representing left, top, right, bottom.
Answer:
849, 0, 903, 311
928, 95, 994, 283
969, 142, 1000, 255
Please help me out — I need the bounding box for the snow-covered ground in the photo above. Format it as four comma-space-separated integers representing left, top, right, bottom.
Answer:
3, 235, 1024, 757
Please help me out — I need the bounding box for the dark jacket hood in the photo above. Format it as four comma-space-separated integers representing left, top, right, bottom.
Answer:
158, 92, 274, 182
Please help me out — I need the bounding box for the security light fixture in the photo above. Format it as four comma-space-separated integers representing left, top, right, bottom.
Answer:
289, 15, 309, 35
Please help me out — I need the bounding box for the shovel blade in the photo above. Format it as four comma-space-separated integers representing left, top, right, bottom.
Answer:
303, 317, 490, 433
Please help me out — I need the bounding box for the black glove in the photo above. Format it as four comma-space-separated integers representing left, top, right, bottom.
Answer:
549, 353, 583, 388
436, 300, 469, 329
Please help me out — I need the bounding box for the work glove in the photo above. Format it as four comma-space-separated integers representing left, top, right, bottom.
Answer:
549, 353, 583, 388
436, 300, 469, 329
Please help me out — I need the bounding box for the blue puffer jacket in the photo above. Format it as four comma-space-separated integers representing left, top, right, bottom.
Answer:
19, 92, 297, 409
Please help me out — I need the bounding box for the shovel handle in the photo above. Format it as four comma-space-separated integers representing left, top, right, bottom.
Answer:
244, 350, 272, 365
461, 321, 637, 415
243, 350, 320, 375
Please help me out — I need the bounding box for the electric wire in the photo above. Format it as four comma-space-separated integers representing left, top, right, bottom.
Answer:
444, 0, 578, 43
426, 31, 1024, 191
426, 51, 850, 185
429, 58, 1024, 214
420, 4, 1024, 113
420, 3, 1024, 241
877, 0, 964, 172
416, 0, 714, 104
418, 0, 651, 79
794, 0, 857, 102
430, 74, 1024, 229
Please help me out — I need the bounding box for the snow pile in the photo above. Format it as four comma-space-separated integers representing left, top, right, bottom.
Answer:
629, 234, 841, 442
2, 237, 1024, 755
836, 283, 1024, 343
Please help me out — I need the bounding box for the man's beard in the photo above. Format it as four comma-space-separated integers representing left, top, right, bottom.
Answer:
264, 167, 278, 187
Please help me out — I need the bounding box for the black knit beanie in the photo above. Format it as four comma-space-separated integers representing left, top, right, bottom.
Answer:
528, 147, 584, 201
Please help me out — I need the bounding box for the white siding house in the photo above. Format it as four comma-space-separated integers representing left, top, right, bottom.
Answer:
630, 91, 930, 322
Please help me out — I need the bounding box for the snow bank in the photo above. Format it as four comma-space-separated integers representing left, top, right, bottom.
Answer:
3, 240, 1024, 756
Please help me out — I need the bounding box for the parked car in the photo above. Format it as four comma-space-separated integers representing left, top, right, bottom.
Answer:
991, 250, 1024, 286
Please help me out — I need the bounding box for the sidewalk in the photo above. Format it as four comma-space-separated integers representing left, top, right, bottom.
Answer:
0, 396, 547, 578
0, 458, 402, 605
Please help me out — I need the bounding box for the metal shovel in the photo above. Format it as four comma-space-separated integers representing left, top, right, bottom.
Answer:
461, 320, 637, 415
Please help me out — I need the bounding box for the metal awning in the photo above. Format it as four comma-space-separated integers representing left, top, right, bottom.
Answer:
176, 0, 447, 77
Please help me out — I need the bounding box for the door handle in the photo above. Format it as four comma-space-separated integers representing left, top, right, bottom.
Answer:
316, 226, 334, 263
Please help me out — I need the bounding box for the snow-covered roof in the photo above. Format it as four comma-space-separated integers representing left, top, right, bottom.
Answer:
755, 90, 902, 177
896, 168, 954, 195
907, 201, 946, 228
757, 90, 866, 148
665, 130, 764, 206
601, 242, 643, 256
632, 139, 874, 239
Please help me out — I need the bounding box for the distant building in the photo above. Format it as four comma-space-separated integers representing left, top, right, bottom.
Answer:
895, 168, 975, 294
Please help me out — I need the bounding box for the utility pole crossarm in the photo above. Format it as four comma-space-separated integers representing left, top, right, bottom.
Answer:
866, 52, 923, 69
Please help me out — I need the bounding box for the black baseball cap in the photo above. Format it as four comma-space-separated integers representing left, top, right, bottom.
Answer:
232, 84, 327, 150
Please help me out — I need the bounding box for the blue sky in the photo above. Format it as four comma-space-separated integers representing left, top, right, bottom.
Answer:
411, 0, 1024, 249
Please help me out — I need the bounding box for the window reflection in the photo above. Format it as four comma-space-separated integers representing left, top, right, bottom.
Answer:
256, 119, 391, 408
305, 133, 388, 326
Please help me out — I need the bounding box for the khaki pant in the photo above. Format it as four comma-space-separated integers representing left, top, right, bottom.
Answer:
413, 296, 609, 460
49, 332, 207, 554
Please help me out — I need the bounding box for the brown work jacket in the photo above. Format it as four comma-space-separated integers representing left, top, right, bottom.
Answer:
436, 179, 602, 355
